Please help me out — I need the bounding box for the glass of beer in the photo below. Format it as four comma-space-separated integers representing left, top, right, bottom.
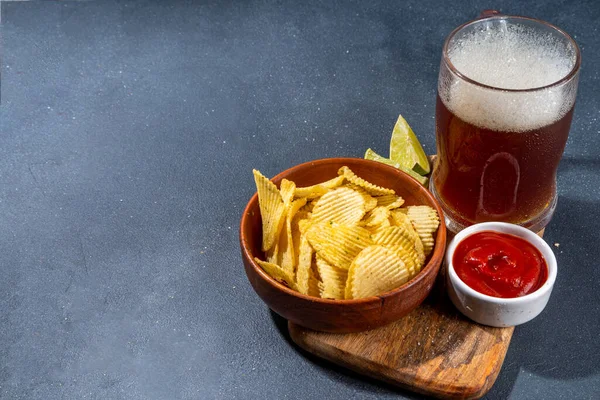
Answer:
431, 13, 581, 233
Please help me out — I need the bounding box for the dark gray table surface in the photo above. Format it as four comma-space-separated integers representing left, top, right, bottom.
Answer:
1, 1, 598, 399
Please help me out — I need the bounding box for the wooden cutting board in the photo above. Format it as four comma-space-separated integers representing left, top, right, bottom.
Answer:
289, 224, 544, 399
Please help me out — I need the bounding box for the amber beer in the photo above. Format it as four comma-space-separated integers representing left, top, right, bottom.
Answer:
431, 15, 580, 232
434, 96, 574, 225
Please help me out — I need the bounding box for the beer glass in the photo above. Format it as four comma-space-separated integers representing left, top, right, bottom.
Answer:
431, 13, 581, 233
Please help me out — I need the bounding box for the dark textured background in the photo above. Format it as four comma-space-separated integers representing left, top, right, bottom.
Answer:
1, 1, 598, 399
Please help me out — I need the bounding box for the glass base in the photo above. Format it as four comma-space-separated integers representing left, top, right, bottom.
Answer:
429, 179, 557, 235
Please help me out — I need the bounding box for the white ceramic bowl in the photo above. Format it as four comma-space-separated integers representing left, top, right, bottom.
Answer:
446, 222, 557, 327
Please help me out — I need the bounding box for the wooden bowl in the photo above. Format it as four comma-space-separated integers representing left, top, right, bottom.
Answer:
240, 158, 447, 333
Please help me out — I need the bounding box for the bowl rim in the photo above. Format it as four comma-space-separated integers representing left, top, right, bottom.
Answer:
240, 157, 447, 304
446, 221, 557, 304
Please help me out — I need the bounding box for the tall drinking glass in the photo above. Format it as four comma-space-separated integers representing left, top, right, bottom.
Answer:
431, 13, 581, 233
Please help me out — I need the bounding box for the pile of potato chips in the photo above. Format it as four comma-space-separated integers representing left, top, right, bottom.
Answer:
252, 166, 439, 300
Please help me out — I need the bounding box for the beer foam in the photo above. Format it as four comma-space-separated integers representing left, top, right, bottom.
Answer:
440, 23, 577, 132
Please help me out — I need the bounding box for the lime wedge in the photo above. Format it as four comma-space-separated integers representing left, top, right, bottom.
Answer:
364, 148, 428, 186
389, 115, 430, 175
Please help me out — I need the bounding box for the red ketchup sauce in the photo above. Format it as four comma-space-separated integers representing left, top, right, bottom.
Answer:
452, 231, 548, 298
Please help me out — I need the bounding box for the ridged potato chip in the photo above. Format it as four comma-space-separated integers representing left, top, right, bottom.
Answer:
407, 205, 439, 226
272, 215, 289, 267
264, 222, 282, 266
255, 258, 296, 290
316, 256, 348, 300
407, 205, 440, 256
299, 199, 315, 214
372, 225, 413, 246
363, 195, 378, 212
342, 184, 378, 212
386, 245, 419, 277
362, 206, 391, 227
280, 179, 296, 206
392, 207, 408, 215
294, 176, 345, 199
279, 198, 308, 275
298, 218, 312, 235
295, 236, 314, 295
291, 210, 310, 265
390, 208, 410, 225
296, 186, 329, 199
253, 170, 287, 252
373, 226, 425, 275
365, 217, 392, 237
307, 271, 320, 297
310, 187, 366, 226
376, 194, 405, 209
346, 246, 409, 299
338, 166, 395, 196
302, 255, 321, 297
306, 222, 373, 270
265, 243, 279, 265
390, 210, 422, 243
